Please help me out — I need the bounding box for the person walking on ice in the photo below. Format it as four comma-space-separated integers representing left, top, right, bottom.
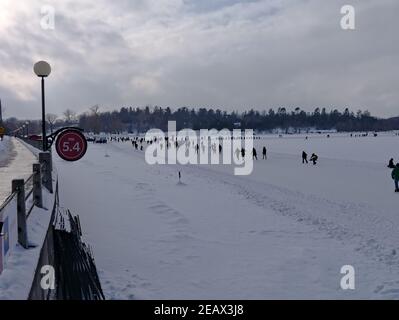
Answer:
252, 148, 257, 160
262, 147, 267, 160
302, 151, 308, 164
391, 163, 399, 192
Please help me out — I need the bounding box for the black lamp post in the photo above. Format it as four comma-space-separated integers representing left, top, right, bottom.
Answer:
34, 61, 51, 151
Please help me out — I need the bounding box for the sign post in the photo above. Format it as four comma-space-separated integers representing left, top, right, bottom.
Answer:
55, 129, 87, 162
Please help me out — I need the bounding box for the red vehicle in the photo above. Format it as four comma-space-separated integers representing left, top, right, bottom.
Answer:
28, 134, 42, 141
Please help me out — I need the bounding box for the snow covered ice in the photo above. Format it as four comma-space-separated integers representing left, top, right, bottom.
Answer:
54, 132, 399, 299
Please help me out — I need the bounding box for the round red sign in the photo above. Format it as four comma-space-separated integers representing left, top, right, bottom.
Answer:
55, 130, 87, 161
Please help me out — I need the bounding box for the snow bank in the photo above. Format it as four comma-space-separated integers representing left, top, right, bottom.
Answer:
0, 189, 54, 300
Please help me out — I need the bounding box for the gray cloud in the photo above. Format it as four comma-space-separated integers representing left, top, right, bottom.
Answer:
0, 0, 398, 119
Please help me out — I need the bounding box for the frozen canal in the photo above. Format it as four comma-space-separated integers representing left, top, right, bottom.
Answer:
55, 133, 399, 299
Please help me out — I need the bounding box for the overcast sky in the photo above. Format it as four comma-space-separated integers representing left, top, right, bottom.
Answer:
0, 0, 398, 120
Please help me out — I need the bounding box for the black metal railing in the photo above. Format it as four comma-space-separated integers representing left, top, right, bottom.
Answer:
52, 208, 105, 300
28, 181, 105, 300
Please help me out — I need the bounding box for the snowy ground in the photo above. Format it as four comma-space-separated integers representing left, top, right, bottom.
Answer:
0, 188, 55, 299
0, 138, 54, 299
0, 137, 37, 204
55, 133, 399, 299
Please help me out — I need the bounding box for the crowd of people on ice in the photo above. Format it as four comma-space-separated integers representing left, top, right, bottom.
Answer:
106, 135, 270, 161
105, 135, 325, 172
95, 134, 399, 193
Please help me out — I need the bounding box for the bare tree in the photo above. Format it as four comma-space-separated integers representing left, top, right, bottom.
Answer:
88, 105, 101, 133
63, 109, 77, 124
90, 104, 100, 116
46, 113, 58, 134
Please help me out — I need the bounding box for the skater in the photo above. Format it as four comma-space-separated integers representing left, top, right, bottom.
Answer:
262, 147, 267, 160
178, 171, 181, 182
310, 153, 318, 165
252, 148, 257, 160
392, 163, 399, 192
241, 148, 245, 158
388, 158, 396, 169
302, 151, 308, 164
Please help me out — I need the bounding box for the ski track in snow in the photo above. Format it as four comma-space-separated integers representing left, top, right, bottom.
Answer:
128, 142, 399, 298
108, 141, 399, 298
179, 164, 399, 297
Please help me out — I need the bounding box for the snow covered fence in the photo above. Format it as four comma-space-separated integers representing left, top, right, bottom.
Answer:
0, 194, 18, 275
20, 137, 43, 152
28, 181, 58, 300
0, 152, 52, 274
52, 208, 104, 300
28, 181, 105, 300
1, 145, 103, 299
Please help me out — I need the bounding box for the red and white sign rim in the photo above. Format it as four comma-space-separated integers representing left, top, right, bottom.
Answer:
55, 130, 87, 161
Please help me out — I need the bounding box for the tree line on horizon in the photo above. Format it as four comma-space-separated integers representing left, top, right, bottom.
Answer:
3, 106, 399, 135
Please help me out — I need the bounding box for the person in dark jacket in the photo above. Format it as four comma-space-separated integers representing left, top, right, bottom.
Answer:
262, 147, 267, 160
302, 151, 308, 164
252, 148, 257, 160
310, 153, 318, 165
388, 158, 396, 169
392, 164, 399, 192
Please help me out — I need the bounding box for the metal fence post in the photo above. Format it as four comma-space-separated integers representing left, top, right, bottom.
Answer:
12, 179, 29, 249
33, 163, 43, 208
39, 152, 53, 193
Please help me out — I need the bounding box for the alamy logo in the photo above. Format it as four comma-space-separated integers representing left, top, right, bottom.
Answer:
340, 5, 355, 30
40, 5, 55, 30
340, 265, 355, 290
145, 121, 254, 176
40, 265, 55, 290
